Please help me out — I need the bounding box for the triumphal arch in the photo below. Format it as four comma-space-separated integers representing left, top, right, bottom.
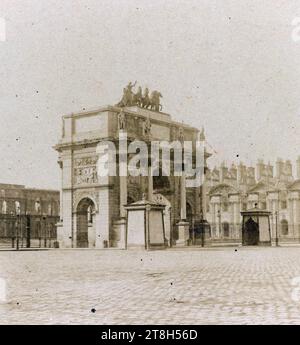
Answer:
55, 83, 209, 249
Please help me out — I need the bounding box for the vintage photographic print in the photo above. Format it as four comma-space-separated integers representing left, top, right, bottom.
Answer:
1, 0, 300, 332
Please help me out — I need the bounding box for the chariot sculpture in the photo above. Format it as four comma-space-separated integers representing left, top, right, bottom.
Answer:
116, 82, 163, 112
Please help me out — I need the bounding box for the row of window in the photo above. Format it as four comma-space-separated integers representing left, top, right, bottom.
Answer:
207, 200, 288, 212
0, 200, 58, 215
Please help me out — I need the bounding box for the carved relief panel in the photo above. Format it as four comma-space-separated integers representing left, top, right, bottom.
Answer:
74, 156, 98, 185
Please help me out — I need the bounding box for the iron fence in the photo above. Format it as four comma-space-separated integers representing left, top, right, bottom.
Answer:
0, 214, 59, 250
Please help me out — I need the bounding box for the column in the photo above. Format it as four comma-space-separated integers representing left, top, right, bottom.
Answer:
176, 173, 189, 246
119, 130, 127, 218
118, 129, 127, 249
201, 175, 207, 220
180, 172, 186, 220
234, 201, 240, 239
211, 202, 216, 238
60, 152, 73, 248
56, 160, 64, 247
95, 188, 110, 248
148, 165, 153, 202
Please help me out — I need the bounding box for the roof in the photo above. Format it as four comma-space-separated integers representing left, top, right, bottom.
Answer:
125, 198, 166, 210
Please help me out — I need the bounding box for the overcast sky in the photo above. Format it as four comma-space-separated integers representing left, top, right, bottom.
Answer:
0, 0, 300, 189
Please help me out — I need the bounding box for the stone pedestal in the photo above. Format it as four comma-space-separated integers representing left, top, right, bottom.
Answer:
176, 221, 190, 247
113, 218, 127, 249
125, 199, 166, 250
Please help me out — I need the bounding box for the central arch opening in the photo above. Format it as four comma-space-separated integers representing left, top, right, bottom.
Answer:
76, 198, 95, 248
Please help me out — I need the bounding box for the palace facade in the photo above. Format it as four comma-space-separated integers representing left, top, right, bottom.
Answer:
206, 158, 300, 244
0, 183, 60, 247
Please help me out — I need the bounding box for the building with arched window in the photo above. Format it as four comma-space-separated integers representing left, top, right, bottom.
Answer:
206, 158, 300, 244
0, 184, 60, 246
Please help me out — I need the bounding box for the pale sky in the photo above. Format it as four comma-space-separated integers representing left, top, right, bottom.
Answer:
0, 0, 300, 189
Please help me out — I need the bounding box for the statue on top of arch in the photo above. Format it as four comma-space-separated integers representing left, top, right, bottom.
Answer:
116, 81, 163, 112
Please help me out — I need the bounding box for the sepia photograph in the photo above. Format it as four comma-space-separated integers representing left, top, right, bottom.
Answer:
1, 0, 300, 334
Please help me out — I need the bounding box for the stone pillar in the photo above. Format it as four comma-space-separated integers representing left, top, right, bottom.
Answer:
56, 160, 64, 247
119, 130, 127, 218
58, 151, 73, 248
270, 197, 279, 246
95, 188, 110, 248
120, 175, 127, 218
180, 172, 187, 220
176, 221, 189, 246
176, 173, 189, 246
201, 173, 207, 220
117, 129, 128, 249
148, 165, 153, 202
210, 200, 218, 238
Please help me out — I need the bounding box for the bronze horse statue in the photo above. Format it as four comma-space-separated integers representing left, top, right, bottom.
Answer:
116, 83, 162, 112
149, 90, 163, 112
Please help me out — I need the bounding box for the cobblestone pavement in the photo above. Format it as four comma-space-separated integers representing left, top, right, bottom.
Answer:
1, 247, 300, 324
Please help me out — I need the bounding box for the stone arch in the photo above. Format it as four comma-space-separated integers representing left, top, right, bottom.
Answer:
76, 197, 96, 248
209, 183, 238, 196
74, 193, 98, 213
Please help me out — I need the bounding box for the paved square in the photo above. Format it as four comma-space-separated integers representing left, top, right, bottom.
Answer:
1, 247, 300, 324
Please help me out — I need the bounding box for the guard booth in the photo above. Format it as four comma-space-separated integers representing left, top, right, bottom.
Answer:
241, 206, 271, 246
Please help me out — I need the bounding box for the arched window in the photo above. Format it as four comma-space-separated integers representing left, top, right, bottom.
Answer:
222, 222, 230, 237
15, 201, 21, 214
48, 203, 52, 216
281, 219, 288, 236
35, 200, 41, 213
2, 200, 7, 214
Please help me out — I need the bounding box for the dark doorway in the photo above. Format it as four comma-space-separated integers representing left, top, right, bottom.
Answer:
243, 217, 259, 245
76, 198, 95, 248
